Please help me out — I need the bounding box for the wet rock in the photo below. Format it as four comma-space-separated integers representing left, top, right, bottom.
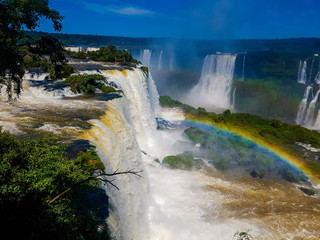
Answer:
300, 187, 315, 196
250, 169, 264, 179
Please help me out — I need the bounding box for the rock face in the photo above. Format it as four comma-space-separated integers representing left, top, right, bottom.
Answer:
250, 169, 264, 179
300, 187, 316, 196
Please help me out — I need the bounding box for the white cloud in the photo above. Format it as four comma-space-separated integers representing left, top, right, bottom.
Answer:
80, 1, 155, 16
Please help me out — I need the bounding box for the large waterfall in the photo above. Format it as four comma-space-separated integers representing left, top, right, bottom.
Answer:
185, 54, 237, 111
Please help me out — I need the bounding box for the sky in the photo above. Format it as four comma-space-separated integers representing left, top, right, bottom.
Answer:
38, 0, 320, 40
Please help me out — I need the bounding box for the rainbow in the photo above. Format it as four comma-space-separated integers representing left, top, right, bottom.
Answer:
184, 115, 320, 184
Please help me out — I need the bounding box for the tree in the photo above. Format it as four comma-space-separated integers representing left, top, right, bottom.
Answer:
0, 0, 63, 99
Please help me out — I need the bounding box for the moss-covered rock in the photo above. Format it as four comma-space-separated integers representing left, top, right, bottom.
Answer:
162, 152, 197, 170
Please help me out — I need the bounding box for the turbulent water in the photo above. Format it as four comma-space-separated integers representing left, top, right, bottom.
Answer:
185, 54, 237, 111
1, 67, 320, 240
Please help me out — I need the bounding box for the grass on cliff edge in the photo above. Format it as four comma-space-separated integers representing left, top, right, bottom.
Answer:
159, 96, 320, 179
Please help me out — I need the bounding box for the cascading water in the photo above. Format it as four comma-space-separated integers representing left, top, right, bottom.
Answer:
297, 60, 307, 84
158, 50, 163, 71
296, 86, 313, 124
304, 88, 320, 126
140, 49, 152, 67
81, 99, 149, 240
185, 54, 237, 110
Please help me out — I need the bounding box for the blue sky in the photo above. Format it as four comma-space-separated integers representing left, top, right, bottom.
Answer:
39, 0, 320, 39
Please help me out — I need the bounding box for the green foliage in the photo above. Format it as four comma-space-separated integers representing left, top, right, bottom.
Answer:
88, 45, 140, 64
0, 130, 110, 240
71, 51, 87, 59
75, 147, 105, 173
0, 0, 63, 99
49, 64, 74, 80
162, 152, 197, 170
140, 66, 149, 76
65, 74, 111, 94
159, 96, 197, 113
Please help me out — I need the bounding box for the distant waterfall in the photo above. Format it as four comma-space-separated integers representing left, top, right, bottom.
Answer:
186, 54, 237, 110
308, 59, 315, 83
296, 86, 312, 124
314, 110, 320, 129
231, 87, 237, 109
158, 50, 163, 70
169, 54, 175, 71
315, 71, 320, 84
241, 55, 246, 81
148, 73, 162, 117
297, 60, 307, 84
140, 49, 152, 67
304, 88, 320, 126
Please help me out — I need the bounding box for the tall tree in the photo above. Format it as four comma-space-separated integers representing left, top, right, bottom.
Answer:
0, 0, 63, 99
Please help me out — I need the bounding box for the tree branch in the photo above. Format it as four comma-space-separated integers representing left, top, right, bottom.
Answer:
48, 169, 142, 204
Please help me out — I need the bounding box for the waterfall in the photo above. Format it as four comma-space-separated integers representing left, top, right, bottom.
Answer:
308, 59, 315, 83
231, 87, 237, 109
186, 54, 237, 110
140, 49, 152, 67
241, 55, 246, 81
297, 60, 307, 84
304, 88, 320, 126
148, 73, 162, 118
101, 69, 159, 150
81, 99, 149, 240
296, 86, 313, 124
314, 110, 320, 129
315, 71, 320, 84
158, 50, 163, 71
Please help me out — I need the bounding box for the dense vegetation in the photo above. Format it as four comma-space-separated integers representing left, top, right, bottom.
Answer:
160, 96, 320, 181
0, 0, 66, 99
0, 130, 110, 240
68, 45, 140, 65
64, 74, 116, 94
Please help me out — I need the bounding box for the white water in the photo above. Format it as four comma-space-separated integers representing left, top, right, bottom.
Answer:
296, 86, 313, 124
158, 50, 163, 71
309, 59, 315, 83
304, 88, 320, 127
141, 49, 152, 67
185, 54, 237, 111
82, 99, 149, 240
297, 60, 307, 84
